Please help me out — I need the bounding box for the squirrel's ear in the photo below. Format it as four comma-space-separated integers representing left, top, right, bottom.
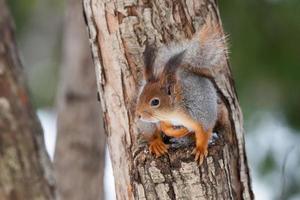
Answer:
143, 43, 157, 81
161, 50, 185, 85
163, 50, 185, 76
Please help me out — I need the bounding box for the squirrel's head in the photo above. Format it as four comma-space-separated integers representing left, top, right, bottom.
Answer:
136, 44, 185, 123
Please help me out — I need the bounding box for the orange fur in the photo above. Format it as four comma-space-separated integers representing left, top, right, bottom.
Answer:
148, 127, 168, 157
193, 126, 212, 165
160, 121, 190, 138
172, 112, 211, 165
199, 19, 222, 46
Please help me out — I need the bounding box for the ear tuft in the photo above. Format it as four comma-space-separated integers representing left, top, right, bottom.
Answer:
160, 50, 185, 86
164, 50, 186, 75
143, 43, 157, 81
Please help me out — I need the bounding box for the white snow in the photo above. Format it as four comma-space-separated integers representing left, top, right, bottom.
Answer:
104, 149, 116, 200
246, 112, 300, 200
37, 109, 57, 160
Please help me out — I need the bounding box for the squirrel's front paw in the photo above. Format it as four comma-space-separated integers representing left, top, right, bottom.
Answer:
192, 144, 208, 165
149, 139, 169, 157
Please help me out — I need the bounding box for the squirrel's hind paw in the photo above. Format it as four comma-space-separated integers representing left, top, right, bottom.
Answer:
192, 146, 208, 165
149, 139, 169, 157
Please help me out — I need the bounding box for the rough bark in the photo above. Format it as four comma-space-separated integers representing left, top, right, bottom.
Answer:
83, 0, 254, 199
53, 0, 105, 200
0, 1, 56, 200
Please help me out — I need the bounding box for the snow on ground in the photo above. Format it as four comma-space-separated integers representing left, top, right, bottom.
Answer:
38, 108, 300, 199
37, 109, 57, 160
104, 150, 116, 200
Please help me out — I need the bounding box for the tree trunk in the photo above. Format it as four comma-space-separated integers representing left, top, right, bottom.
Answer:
53, 0, 105, 200
0, 1, 56, 200
83, 0, 254, 199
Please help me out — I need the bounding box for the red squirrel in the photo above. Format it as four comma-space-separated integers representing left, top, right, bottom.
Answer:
136, 20, 227, 165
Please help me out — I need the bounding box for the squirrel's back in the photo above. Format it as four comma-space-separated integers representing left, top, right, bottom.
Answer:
179, 70, 217, 131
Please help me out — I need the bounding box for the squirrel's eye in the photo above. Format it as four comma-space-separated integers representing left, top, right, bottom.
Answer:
150, 98, 160, 107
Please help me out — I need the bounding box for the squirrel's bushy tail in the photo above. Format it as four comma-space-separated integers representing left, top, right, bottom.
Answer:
152, 19, 228, 78
184, 20, 228, 70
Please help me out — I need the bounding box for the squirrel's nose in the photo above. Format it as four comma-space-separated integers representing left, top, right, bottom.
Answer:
138, 114, 141, 119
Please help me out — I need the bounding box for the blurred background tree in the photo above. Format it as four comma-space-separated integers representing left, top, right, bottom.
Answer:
53, 0, 105, 199
6, 0, 300, 199
8, 0, 63, 107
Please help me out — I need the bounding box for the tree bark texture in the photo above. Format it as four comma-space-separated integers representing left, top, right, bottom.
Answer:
83, 0, 254, 199
0, 1, 56, 200
54, 0, 105, 200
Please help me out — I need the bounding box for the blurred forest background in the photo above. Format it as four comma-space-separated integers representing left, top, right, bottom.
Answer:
7, 0, 300, 199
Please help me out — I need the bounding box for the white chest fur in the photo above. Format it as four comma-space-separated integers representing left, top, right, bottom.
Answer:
169, 118, 183, 126
169, 117, 193, 131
